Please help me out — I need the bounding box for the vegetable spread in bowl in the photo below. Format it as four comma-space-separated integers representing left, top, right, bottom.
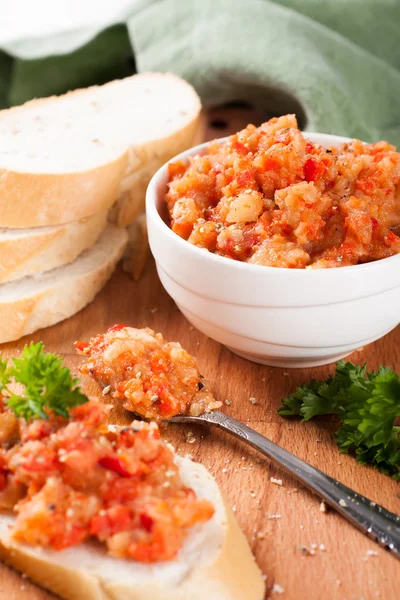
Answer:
166, 115, 400, 268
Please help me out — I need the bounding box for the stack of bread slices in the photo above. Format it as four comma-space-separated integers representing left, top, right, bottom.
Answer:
0, 73, 201, 344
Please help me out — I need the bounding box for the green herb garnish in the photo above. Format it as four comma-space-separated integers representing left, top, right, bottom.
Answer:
0, 342, 88, 420
278, 361, 400, 480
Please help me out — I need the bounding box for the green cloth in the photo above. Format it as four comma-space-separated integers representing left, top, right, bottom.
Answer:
1, 0, 400, 144
128, 0, 400, 143
9, 25, 135, 107
0, 25, 136, 109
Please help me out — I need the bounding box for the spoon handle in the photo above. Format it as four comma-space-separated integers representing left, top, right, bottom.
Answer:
171, 411, 400, 558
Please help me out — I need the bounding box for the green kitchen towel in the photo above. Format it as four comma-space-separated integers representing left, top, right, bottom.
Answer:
1, 0, 400, 145
128, 0, 400, 144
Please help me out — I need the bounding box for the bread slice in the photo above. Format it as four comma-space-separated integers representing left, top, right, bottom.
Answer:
0, 211, 108, 284
0, 224, 127, 344
0, 73, 201, 228
0, 455, 265, 600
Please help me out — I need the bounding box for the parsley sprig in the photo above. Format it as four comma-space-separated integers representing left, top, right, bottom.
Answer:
278, 361, 400, 480
0, 342, 88, 420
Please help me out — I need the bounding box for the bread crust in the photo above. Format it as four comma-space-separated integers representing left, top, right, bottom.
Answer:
0, 73, 201, 228
0, 156, 127, 228
0, 457, 265, 600
0, 211, 108, 284
0, 225, 127, 344
113, 116, 200, 227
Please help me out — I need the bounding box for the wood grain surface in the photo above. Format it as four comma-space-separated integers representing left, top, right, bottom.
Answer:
0, 108, 399, 600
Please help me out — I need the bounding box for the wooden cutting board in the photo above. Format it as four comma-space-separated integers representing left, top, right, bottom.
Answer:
0, 108, 398, 600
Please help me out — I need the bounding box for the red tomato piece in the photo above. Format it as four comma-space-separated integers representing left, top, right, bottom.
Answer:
0, 470, 7, 491
107, 324, 129, 333
22, 447, 57, 472
306, 141, 314, 153
371, 217, 379, 231
74, 341, 89, 353
232, 141, 249, 155
355, 178, 375, 195
263, 157, 279, 171
140, 513, 154, 532
236, 169, 255, 187
304, 157, 324, 182
98, 456, 131, 477
385, 231, 399, 245
91, 506, 132, 537
54, 526, 87, 551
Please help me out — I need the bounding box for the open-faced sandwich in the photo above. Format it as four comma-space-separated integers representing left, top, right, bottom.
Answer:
0, 342, 265, 599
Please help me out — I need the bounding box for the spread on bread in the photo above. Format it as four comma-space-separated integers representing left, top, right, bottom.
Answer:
0, 398, 214, 561
76, 325, 222, 420
0, 342, 266, 600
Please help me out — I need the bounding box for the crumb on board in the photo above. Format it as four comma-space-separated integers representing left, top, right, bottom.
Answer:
270, 477, 283, 486
320, 501, 327, 513
249, 397, 257, 404
221, 467, 228, 473
224, 399, 231, 405
257, 531, 266, 540
266, 513, 282, 520
271, 583, 285, 595
297, 545, 315, 556
185, 431, 197, 444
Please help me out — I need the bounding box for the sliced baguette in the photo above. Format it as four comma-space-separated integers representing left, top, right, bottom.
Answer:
0, 455, 265, 600
0, 224, 127, 344
0, 211, 108, 284
0, 73, 201, 228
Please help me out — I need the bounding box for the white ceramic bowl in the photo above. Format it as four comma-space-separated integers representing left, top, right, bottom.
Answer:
146, 133, 400, 368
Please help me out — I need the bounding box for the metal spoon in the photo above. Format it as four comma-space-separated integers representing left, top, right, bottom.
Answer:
169, 410, 400, 558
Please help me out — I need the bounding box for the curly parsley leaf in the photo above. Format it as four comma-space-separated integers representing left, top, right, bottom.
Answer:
1, 342, 88, 420
278, 361, 400, 480
0, 357, 11, 393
